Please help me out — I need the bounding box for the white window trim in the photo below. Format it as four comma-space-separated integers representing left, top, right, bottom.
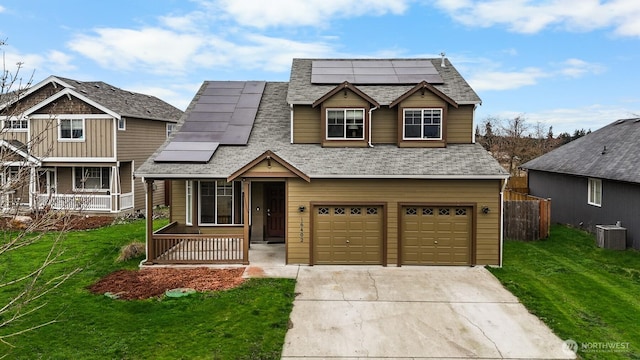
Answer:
402, 108, 443, 140
588, 178, 602, 207
2, 117, 29, 131
117, 118, 126, 130
198, 180, 241, 226
166, 123, 176, 138
325, 108, 365, 140
185, 181, 193, 225
73, 167, 110, 193
58, 118, 86, 142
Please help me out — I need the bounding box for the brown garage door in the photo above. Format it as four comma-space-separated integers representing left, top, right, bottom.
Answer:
401, 206, 472, 265
313, 205, 383, 265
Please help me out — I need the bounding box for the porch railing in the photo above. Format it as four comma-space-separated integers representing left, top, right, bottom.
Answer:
120, 192, 134, 210
148, 222, 246, 264
37, 193, 111, 211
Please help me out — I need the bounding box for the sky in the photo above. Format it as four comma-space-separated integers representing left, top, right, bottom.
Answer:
1, 0, 639, 135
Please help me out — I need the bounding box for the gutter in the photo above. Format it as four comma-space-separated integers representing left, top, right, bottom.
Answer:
499, 178, 508, 267
368, 106, 378, 147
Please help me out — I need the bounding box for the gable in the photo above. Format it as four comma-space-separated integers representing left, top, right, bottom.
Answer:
1, 82, 61, 116
228, 151, 310, 182
33, 93, 106, 115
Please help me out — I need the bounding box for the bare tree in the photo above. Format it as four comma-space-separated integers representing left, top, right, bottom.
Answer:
0, 40, 81, 348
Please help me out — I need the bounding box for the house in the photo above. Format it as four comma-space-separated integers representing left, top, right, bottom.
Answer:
522, 118, 640, 250
0, 76, 182, 213
136, 58, 509, 266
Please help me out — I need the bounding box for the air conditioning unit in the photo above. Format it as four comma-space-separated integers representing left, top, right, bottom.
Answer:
596, 225, 626, 250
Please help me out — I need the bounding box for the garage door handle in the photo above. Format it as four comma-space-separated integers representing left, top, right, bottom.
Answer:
434, 240, 438, 244
346, 240, 350, 243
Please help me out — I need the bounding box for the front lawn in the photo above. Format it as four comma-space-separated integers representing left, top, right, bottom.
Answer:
0, 220, 296, 359
489, 225, 640, 359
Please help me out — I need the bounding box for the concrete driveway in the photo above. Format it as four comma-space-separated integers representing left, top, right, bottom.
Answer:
281, 266, 575, 359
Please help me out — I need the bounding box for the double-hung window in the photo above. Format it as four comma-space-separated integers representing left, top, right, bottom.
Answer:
59, 119, 84, 140
588, 178, 602, 207
3, 118, 28, 130
166, 123, 177, 138
74, 167, 110, 191
327, 109, 364, 140
403, 108, 442, 140
199, 180, 243, 225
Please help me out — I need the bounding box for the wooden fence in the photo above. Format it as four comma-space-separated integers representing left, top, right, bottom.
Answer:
504, 190, 551, 241
506, 176, 528, 194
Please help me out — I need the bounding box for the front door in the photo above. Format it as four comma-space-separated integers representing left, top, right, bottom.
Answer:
264, 183, 285, 239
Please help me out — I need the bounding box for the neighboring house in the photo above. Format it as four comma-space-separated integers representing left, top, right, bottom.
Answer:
136, 58, 509, 266
522, 118, 640, 250
0, 76, 182, 213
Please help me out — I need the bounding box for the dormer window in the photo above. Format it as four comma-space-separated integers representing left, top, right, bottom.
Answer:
403, 109, 442, 140
327, 109, 364, 140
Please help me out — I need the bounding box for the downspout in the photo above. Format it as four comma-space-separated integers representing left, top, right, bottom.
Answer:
290, 104, 294, 144
368, 106, 378, 147
499, 178, 508, 267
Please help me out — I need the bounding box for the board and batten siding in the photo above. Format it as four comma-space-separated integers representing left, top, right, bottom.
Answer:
118, 117, 173, 210
447, 105, 474, 143
292, 106, 321, 144
0, 131, 28, 145
286, 178, 501, 266
370, 107, 397, 144
30, 118, 114, 158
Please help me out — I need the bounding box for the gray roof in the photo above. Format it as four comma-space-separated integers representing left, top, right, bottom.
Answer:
522, 118, 640, 184
137, 82, 507, 179
55, 76, 183, 122
286, 58, 481, 106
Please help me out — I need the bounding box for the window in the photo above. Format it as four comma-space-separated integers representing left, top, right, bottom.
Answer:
588, 178, 602, 206
117, 118, 126, 130
199, 180, 243, 225
403, 109, 442, 140
74, 167, 110, 191
167, 123, 177, 138
326, 109, 364, 139
3, 118, 28, 130
59, 119, 84, 140
185, 181, 193, 225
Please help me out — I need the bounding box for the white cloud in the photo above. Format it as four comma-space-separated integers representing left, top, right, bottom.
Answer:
46, 50, 76, 73
214, 0, 410, 28
128, 82, 202, 110
0, 6, 5, 13
67, 28, 205, 74
466, 57, 604, 91
469, 67, 547, 91
434, 0, 640, 36
67, 25, 335, 76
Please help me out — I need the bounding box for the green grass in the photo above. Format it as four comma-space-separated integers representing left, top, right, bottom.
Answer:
1, 220, 296, 359
488, 225, 640, 359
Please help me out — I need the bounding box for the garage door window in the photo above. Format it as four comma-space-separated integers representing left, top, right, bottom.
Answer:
439, 208, 450, 216
456, 208, 467, 216
350, 207, 361, 215
422, 208, 433, 215
405, 207, 417, 215
318, 207, 329, 215
334, 207, 345, 215
367, 207, 378, 215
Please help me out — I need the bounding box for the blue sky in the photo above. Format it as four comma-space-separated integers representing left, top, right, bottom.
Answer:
1, 0, 639, 135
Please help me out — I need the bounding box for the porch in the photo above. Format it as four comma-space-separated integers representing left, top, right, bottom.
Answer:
35, 192, 134, 212
146, 221, 249, 265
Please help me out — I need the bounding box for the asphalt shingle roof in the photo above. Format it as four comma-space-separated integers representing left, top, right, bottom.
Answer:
522, 118, 640, 184
137, 82, 506, 179
55, 76, 183, 122
286, 58, 481, 105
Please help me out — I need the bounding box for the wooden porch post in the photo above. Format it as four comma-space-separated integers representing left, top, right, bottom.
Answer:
242, 179, 250, 265
144, 179, 155, 265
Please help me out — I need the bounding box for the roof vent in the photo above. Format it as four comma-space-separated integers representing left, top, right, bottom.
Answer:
601, 146, 607, 155
440, 52, 447, 68
94, 84, 100, 88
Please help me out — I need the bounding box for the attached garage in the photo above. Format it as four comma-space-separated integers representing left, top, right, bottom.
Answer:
400, 205, 473, 265
312, 205, 385, 265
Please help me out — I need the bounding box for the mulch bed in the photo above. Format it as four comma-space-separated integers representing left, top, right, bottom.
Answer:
0, 214, 115, 231
88, 267, 246, 300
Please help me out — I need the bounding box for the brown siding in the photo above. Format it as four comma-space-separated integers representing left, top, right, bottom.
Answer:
31, 118, 114, 158
371, 107, 396, 144
321, 90, 370, 147
55, 167, 73, 193
119, 161, 133, 193
447, 105, 474, 144
292, 105, 321, 144
117, 117, 174, 210
286, 178, 501, 266
0, 131, 28, 145
1, 83, 60, 115
170, 180, 187, 224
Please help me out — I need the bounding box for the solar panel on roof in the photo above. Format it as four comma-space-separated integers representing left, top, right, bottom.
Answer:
311, 60, 444, 84
154, 81, 265, 163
